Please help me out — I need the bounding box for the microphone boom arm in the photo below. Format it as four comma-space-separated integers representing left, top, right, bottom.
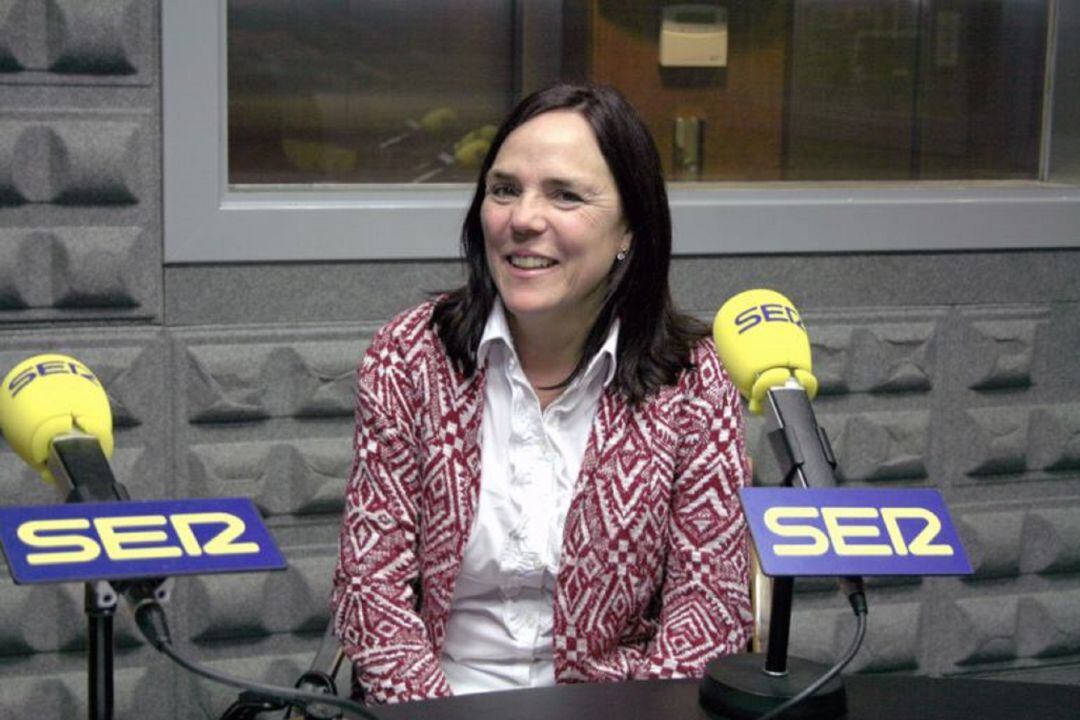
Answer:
47, 432, 130, 504
763, 379, 838, 490
760, 379, 840, 677
45, 431, 170, 720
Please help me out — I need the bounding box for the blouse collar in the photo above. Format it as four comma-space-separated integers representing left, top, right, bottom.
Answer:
476, 299, 619, 388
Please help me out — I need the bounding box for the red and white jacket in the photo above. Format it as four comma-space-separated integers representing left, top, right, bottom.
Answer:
331, 302, 752, 705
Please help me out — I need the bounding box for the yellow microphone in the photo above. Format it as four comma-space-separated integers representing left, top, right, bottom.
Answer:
0, 354, 119, 496
713, 289, 819, 415
714, 289, 837, 489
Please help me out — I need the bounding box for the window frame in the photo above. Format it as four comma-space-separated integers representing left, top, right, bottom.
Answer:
163, 0, 1080, 264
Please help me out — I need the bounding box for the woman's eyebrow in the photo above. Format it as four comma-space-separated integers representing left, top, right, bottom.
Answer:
487, 169, 595, 192
546, 177, 603, 197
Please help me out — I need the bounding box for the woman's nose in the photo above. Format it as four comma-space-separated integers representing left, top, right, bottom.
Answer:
509, 193, 546, 236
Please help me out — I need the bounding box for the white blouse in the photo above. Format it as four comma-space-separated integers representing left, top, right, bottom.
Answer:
440, 301, 618, 695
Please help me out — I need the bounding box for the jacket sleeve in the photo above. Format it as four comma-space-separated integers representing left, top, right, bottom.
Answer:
331, 328, 453, 704
629, 356, 753, 679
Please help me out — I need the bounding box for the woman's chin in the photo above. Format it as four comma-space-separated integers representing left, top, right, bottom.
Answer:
501, 299, 557, 321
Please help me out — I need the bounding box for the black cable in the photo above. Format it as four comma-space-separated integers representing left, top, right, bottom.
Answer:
755, 591, 868, 720
157, 635, 375, 720
131, 601, 379, 720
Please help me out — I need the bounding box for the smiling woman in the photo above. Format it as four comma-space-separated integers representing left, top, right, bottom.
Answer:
479, 110, 630, 400
331, 84, 753, 705
434, 84, 712, 405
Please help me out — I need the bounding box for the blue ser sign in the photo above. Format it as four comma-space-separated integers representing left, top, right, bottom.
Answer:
0, 497, 286, 584
739, 487, 972, 577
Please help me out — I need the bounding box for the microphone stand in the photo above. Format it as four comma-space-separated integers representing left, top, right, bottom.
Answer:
700, 380, 848, 720
47, 434, 132, 720
86, 581, 118, 720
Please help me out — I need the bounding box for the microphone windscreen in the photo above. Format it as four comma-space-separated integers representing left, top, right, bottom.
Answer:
0, 354, 114, 482
713, 289, 818, 414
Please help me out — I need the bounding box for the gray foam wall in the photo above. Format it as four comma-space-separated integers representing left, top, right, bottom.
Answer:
1, 3, 1079, 718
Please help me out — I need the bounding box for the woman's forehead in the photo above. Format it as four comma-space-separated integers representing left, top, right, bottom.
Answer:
492, 111, 613, 184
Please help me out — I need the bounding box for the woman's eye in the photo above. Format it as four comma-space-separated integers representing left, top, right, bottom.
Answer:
488, 184, 517, 198
554, 190, 583, 204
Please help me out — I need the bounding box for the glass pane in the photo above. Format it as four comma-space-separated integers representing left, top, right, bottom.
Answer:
227, 0, 1049, 186
916, 0, 1047, 180
785, 0, 1047, 180
227, 0, 515, 184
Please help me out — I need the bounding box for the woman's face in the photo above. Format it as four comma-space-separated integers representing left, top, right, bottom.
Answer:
481, 110, 630, 333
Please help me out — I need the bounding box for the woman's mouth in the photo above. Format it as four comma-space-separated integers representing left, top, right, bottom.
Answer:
507, 254, 557, 270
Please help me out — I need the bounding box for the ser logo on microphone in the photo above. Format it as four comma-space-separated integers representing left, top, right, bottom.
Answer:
0, 498, 286, 585
5, 358, 100, 399
740, 488, 972, 576
763, 506, 953, 557
734, 302, 804, 334
17, 511, 259, 566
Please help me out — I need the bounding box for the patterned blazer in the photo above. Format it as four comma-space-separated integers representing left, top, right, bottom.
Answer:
331, 302, 752, 705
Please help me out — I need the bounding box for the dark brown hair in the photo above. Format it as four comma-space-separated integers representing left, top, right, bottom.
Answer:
430, 83, 707, 403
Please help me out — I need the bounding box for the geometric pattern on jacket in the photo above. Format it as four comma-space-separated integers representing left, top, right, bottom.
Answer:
332, 301, 752, 705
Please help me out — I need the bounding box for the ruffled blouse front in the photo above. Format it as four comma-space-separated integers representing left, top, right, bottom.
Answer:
440, 302, 617, 694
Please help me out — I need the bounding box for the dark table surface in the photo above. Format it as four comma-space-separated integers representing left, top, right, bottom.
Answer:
373, 674, 1080, 720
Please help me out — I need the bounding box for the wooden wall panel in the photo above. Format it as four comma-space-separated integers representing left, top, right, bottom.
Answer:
587, 1, 790, 181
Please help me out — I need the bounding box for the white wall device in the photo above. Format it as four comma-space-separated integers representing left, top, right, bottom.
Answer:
659, 4, 728, 68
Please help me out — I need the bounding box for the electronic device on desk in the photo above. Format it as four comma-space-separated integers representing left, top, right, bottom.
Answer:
660, 4, 728, 67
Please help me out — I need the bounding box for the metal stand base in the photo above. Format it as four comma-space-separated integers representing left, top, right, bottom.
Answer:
699, 653, 847, 720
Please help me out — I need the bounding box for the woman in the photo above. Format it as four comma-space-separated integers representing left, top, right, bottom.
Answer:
331, 83, 751, 705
